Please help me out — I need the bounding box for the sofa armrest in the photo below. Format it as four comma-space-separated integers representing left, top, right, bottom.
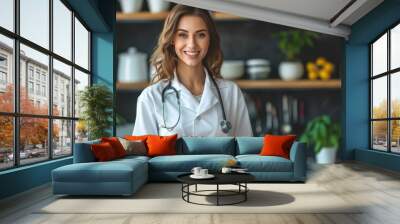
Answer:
289, 141, 307, 181
73, 140, 100, 163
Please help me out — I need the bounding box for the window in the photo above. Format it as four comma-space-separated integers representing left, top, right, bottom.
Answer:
36, 83, 40, 95
35, 70, 40, 81
370, 22, 400, 154
0, 71, 6, 85
28, 67, 34, 80
41, 73, 46, 83
28, 81, 34, 94
0, 0, 91, 170
0, 55, 7, 67
42, 85, 46, 97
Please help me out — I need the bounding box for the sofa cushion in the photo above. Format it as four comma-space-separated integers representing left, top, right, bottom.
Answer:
236, 155, 293, 172
90, 142, 118, 161
118, 138, 147, 156
236, 137, 263, 155
101, 137, 127, 158
73, 139, 100, 163
177, 137, 235, 155
148, 154, 235, 172
260, 135, 297, 159
147, 134, 178, 157
52, 158, 147, 183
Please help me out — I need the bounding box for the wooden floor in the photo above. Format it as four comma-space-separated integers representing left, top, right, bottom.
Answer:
1, 161, 400, 224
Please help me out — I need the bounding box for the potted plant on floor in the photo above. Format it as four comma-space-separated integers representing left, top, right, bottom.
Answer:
79, 84, 113, 140
273, 30, 318, 80
300, 115, 341, 164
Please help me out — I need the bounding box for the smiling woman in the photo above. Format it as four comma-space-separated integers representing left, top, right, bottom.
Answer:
132, 4, 253, 137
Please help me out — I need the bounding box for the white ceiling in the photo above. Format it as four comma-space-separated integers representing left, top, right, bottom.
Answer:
227, 0, 352, 23
168, 0, 384, 39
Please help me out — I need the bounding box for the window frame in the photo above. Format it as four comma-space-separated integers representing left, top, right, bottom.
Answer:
369, 19, 400, 154
0, 0, 92, 171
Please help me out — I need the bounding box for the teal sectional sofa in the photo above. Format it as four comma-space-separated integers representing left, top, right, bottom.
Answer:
52, 137, 306, 196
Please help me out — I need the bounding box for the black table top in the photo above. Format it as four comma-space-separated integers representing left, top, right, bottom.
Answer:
177, 172, 255, 185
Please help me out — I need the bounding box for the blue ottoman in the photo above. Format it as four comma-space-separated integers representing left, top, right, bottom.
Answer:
52, 156, 148, 196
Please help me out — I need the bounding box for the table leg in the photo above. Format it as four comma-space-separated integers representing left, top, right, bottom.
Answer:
217, 184, 219, 206
245, 183, 247, 201
195, 184, 197, 192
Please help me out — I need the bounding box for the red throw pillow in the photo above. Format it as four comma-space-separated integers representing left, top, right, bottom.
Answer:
101, 137, 127, 158
260, 135, 297, 159
91, 142, 117, 162
146, 134, 178, 157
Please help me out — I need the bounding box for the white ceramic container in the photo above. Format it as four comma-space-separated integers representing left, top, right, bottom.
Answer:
278, 61, 304, 80
316, 147, 337, 164
147, 0, 170, 13
119, 0, 143, 13
118, 47, 148, 83
221, 60, 244, 80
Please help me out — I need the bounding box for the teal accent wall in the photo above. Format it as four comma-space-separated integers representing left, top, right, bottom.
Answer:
345, 0, 400, 171
0, 158, 72, 199
0, 0, 115, 200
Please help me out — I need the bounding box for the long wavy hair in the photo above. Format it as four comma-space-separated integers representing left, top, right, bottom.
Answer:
150, 5, 223, 83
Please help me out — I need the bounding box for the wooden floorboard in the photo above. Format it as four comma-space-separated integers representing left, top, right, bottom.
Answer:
1, 161, 400, 224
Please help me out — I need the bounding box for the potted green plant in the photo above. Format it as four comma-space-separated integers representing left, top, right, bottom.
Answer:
79, 84, 113, 140
274, 30, 318, 80
300, 115, 341, 164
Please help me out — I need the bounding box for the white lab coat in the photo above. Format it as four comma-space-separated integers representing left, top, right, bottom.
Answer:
132, 68, 253, 137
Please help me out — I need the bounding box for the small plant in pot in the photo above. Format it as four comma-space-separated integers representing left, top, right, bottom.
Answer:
300, 115, 341, 164
274, 30, 318, 81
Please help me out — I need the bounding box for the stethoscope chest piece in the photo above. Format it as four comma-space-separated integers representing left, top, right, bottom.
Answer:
161, 72, 232, 134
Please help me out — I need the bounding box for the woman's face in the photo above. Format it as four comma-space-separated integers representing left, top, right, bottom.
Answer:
173, 15, 210, 67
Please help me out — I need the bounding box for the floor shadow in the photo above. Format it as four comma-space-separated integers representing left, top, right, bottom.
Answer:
203, 190, 295, 207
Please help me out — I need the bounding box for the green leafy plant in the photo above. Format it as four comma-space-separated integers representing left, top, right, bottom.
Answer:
79, 84, 113, 140
274, 30, 319, 61
300, 115, 341, 154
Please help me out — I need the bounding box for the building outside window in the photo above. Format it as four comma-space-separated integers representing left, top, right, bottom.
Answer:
0, 0, 91, 170
370, 22, 400, 154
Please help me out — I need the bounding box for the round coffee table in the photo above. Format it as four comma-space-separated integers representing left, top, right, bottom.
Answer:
177, 173, 255, 206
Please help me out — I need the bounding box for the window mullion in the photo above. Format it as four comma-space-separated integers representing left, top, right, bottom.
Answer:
388, 29, 391, 152
71, 11, 75, 155
14, 0, 20, 167
49, 0, 53, 160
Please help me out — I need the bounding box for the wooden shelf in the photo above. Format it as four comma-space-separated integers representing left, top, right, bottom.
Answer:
117, 79, 341, 91
116, 12, 245, 22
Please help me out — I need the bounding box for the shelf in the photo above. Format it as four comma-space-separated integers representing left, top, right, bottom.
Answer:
117, 79, 341, 91
116, 12, 245, 22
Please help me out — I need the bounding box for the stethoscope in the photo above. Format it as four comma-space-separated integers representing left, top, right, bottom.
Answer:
161, 73, 232, 134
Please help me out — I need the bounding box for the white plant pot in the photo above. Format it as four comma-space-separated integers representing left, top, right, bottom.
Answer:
316, 147, 337, 164
119, 0, 143, 13
147, 0, 170, 13
278, 61, 304, 80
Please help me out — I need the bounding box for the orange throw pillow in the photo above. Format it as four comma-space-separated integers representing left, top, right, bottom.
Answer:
146, 134, 178, 157
91, 142, 117, 161
124, 135, 154, 141
260, 135, 297, 159
101, 137, 127, 158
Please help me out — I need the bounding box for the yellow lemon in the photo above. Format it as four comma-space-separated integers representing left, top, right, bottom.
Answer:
324, 63, 334, 72
319, 70, 331, 80
316, 57, 327, 66
306, 62, 317, 72
308, 71, 319, 80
